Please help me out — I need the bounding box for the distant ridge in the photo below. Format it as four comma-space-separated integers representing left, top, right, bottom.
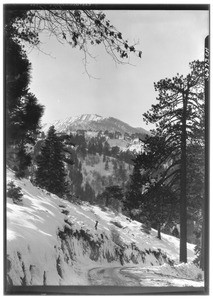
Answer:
43, 114, 150, 136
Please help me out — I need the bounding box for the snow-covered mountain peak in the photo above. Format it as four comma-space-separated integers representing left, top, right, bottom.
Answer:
65, 114, 105, 123
42, 114, 150, 137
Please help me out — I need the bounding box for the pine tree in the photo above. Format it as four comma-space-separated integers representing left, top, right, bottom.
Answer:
125, 133, 180, 233
7, 181, 23, 204
5, 10, 44, 176
102, 185, 123, 210
140, 183, 179, 240
124, 159, 143, 217
143, 61, 205, 262
82, 182, 95, 204
15, 143, 32, 178
35, 126, 67, 197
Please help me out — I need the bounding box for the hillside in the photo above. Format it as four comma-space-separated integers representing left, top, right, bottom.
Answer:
75, 153, 133, 198
39, 114, 148, 201
34, 118, 144, 202
6, 169, 204, 287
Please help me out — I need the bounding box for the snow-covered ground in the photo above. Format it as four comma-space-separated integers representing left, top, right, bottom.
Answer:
6, 168, 204, 287
107, 137, 144, 154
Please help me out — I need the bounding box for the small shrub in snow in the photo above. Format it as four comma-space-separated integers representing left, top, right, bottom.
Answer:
61, 209, 70, 215
110, 220, 123, 228
7, 181, 23, 205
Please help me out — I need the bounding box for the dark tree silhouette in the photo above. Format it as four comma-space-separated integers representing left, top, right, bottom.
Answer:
5, 10, 44, 176
98, 185, 123, 211
35, 126, 68, 197
124, 158, 143, 217
7, 181, 23, 204
143, 60, 205, 262
140, 183, 179, 240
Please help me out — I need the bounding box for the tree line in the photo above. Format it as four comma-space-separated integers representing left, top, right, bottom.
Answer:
63, 132, 135, 164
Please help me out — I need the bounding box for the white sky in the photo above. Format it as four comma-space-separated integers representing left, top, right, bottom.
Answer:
27, 9, 209, 129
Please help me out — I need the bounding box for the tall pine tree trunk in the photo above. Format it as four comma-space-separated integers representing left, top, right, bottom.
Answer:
180, 92, 188, 263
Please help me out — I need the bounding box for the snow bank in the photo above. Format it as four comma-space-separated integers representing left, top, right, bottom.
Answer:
6, 168, 201, 286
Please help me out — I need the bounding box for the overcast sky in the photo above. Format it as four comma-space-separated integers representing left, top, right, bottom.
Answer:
27, 9, 209, 129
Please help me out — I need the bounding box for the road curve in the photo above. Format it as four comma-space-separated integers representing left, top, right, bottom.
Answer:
88, 267, 140, 286
88, 266, 204, 287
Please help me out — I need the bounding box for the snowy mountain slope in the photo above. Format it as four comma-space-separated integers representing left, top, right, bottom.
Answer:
6, 169, 203, 286
107, 138, 144, 154
80, 154, 132, 195
42, 114, 150, 137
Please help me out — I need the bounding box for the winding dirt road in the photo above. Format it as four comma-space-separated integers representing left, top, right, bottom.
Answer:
88, 266, 204, 287
88, 266, 140, 286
